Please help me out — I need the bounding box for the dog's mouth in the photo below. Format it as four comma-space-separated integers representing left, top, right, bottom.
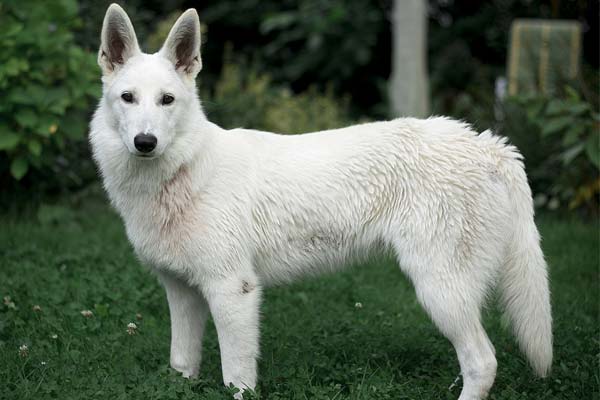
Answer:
135, 154, 157, 160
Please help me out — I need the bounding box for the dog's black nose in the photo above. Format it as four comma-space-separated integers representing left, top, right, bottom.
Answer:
134, 133, 157, 153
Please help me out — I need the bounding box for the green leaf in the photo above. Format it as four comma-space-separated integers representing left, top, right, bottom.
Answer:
94, 303, 110, 317
525, 98, 545, 122
562, 125, 585, 146
2, 19, 24, 37
85, 83, 102, 98
2, 58, 28, 76
564, 86, 581, 101
585, 134, 600, 169
28, 139, 42, 156
7, 88, 37, 105
260, 12, 297, 34
10, 156, 28, 180
560, 143, 584, 166
14, 108, 38, 128
43, 88, 70, 114
0, 129, 20, 150
61, 111, 87, 139
545, 99, 567, 116
567, 102, 591, 116
35, 115, 59, 137
541, 116, 572, 137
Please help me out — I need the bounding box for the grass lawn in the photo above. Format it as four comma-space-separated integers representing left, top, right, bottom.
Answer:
0, 199, 598, 399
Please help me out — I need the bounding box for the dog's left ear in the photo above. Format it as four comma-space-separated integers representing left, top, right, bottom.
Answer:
160, 9, 202, 80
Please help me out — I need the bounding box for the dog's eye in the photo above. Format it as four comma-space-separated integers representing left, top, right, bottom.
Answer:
161, 94, 175, 105
121, 92, 134, 103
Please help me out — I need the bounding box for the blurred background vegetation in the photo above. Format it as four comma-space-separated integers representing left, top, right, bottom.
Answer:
0, 0, 598, 214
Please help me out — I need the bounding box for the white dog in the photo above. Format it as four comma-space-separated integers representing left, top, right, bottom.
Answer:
90, 5, 552, 399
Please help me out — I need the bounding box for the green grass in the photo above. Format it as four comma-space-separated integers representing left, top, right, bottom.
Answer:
0, 200, 598, 399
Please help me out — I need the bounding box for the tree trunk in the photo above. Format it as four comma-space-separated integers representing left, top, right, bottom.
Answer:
389, 0, 430, 118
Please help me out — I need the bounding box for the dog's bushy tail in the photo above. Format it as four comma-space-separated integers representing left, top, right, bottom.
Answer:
499, 154, 553, 378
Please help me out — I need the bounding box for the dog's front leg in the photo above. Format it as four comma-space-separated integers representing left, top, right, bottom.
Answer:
158, 271, 208, 378
204, 276, 261, 399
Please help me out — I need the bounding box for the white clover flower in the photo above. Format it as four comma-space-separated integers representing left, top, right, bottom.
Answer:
41, 361, 47, 366
3, 296, 16, 309
533, 193, 548, 208
354, 302, 363, 309
548, 198, 560, 210
80, 310, 93, 318
19, 344, 28, 357
51, 334, 58, 340
127, 322, 138, 335
32, 305, 42, 312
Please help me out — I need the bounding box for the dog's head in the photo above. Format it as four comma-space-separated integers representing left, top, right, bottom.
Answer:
97, 4, 202, 159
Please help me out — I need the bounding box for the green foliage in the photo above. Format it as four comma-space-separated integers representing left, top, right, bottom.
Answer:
199, 0, 388, 115
1, 203, 598, 399
430, 76, 497, 132
257, 0, 382, 84
203, 53, 355, 134
145, 12, 185, 53
0, 0, 101, 182
502, 88, 599, 212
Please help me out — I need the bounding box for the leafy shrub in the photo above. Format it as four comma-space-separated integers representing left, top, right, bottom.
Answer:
430, 81, 497, 133
199, 0, 388, 116
502, 88, 599, 212
203, 52, 355, 134
145, 12, 188, 53
256, 0, 383, 85
0, 0, 101, 186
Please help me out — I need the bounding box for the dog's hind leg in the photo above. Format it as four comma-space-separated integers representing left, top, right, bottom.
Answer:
399, 255, 497, 400
158, 271, 209, 378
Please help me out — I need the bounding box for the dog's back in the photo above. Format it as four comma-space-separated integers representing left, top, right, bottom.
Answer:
236, 117, 514, 278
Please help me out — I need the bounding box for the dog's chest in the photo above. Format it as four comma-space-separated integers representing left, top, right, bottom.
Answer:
154, 165, 196, 233
119, 165, 202, 268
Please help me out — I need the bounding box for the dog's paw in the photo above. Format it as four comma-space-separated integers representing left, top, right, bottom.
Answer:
170, 360, 198, 379
233, 392, 244, 400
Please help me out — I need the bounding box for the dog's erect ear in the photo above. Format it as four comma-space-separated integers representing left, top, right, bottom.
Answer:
98, 4, 141, 75
159, 9, 202, 80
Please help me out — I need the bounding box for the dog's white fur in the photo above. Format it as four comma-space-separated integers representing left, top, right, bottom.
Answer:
90, 5, 552, 399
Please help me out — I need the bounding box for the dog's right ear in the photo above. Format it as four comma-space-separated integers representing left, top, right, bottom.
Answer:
98, 4, 141, 76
